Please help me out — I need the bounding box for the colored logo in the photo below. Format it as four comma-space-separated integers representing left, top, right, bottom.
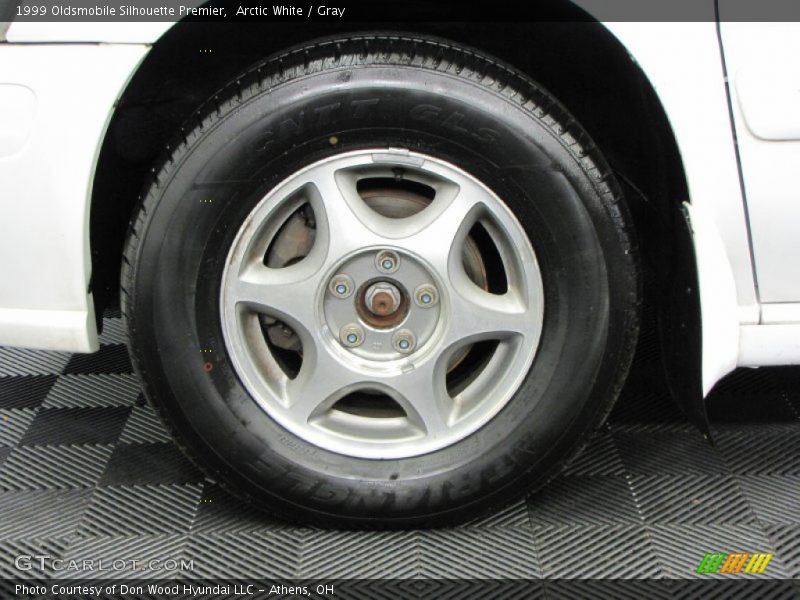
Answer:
696, 552, 773, 574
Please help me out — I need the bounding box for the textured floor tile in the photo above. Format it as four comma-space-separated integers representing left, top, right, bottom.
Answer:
764, 525, 800, 579
608, 419, 699, 435
561, 431, 626, 477
64, 345, 132, 375
79, 484, 203, 536
0, 489, 92, 539
773, 367, 800, 418
42, 374, 141, 408
527, 476, 641, 526
648, 524, 789, 579
20, 407, 130, 446
187, 531, 302, 578
708, 391, 797, 425
711, 422, 800, 437
58, 534, 190, 579
0, 409, 37, 446
711, 368, 786, 402
298, 529, 417, 578
535, 525, 661, 578
464, 497, 531, 528
0, 539, 67, 578
0, 445, 113, 490
418, 528, 540, 578
716, 431, 800, 476
0, 375, 57, 409
738, 476, 800, 525
118, 406, 172, 444
611, 386, 685, 427
610, 364, 688, 432
0, 347, 71, 376
100, 443, 204, 486
193, 484, 304, 533
631, 475, 756, 525
614, 431, 729, 475
97, 317, 126, 346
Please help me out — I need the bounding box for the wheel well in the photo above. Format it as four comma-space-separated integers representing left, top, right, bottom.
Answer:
90, 13, 689, 318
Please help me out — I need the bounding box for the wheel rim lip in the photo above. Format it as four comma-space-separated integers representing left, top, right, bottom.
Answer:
220, 149, 544, 459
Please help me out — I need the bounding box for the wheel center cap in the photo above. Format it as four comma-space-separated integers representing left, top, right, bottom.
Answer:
365, 282, 402, 316
370, 292, 396, 315
321, 248, 441, 361
357, 279, 408, 329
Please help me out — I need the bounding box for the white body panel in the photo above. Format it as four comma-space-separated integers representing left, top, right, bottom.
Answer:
6, 21, 172, 43
761, 304, 800, 325
719, 21, 800, 303
739, 325, 800, 367
1, 19, 799, 393
683, 202, 740, 396
0, 43, 148, 351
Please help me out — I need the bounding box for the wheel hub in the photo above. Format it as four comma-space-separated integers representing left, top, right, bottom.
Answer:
323, 250, 440, 361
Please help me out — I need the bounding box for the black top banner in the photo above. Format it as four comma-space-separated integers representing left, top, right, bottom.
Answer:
4, 0, 800, 23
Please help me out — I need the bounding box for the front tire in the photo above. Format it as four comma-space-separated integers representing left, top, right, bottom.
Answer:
122, 34, 639, 528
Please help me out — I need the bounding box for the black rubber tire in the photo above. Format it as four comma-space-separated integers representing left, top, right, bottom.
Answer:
122, 34, 640, 528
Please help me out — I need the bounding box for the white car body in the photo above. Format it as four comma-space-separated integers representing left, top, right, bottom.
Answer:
1, 14, 799, 396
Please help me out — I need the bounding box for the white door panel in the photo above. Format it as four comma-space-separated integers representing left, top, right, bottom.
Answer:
719, 19, 800, 304
736, 66, 800, 141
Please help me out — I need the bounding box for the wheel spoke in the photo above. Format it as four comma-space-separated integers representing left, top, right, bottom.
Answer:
287, 346, 453, 437
444, 269, 533, 346
230, 259, 321, 331
396, 175, 487, 270
303, 162, 385, 257
380, 359, 452, 436
284, 342, 363, 423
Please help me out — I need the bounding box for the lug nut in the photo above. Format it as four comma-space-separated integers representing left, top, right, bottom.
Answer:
414, 284, 439, 308
392, 329, 416, 354
375, 250, 400, 274
340, 324, 365, 348
329, 274, 354, 298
